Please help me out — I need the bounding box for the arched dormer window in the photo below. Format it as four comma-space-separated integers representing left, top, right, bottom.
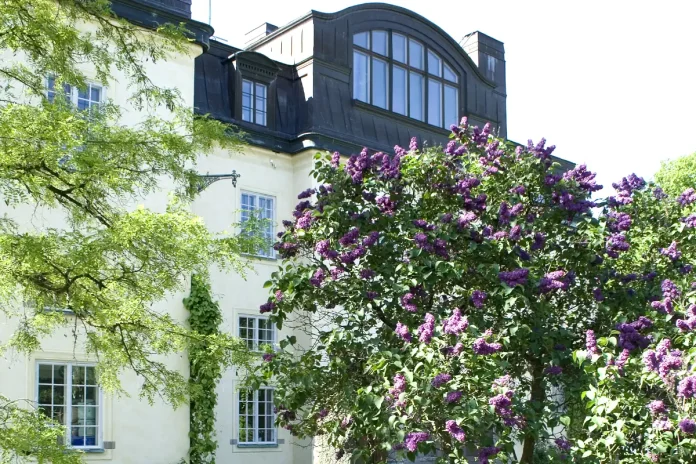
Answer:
352, 30, 459, 129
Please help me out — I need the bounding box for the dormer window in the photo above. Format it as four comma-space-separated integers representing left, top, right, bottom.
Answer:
242, 79, 268, 126
353, 31, 459, 129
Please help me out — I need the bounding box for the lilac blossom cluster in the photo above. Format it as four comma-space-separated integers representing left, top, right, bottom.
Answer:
442, 308, 469, 335
387, 373, 407, 408
445, 420, 466, 442
417, 313, 435, 344
586, 330, 599, 355
607, 211, 632, 232
610, 174, 646, 205
471, 290, 487, 308
643, 339, 683, 381
473, 330, 503, 355
676, 304, 696, 332
553, 190, 596, 214
544, 366, 563, 376
660, 241, 682, 261
606, 233, 630, 258
310, 268, 325, 287
431, 373, 452, 388
679, 418, 696, 434
648, 400, 666, 416
259, 301, 275, 314
403, 432, 429, 452
478, 446, 501, 464
489, 391, 524, 427
376, 195, 396, 216
413, 232, 449, 259
499, 268, 529, 287
563, 164, 603, 192
538, 269, 571, 294
683, 214, 696, 228
457, 211, 478, 229
531, 232, 546, 251
315, 239, 338, 260
555, 438, 571, 452
445, 391, 462, 403
527, 138, 556, 163
616, 316, 652, 351
401, 293, 417, 312
678, 188, 696, 206
677, 376, 696, 399
395, 322, 411, 342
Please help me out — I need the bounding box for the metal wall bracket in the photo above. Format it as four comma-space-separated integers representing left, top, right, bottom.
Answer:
196, 170, 241, 193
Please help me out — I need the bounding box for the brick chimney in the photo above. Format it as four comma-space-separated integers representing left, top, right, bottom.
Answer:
461, 31, 506, 93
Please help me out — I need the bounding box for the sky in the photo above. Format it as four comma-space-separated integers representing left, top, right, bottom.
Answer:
191, 0, 696, 194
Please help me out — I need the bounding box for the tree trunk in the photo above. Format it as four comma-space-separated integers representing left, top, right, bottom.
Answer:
520, 364, 545, 463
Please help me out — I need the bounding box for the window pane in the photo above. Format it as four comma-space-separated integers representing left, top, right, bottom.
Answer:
38, 385, 52, 404
392, 66, 407, 116
428, 51, 442, 77
371, 57, 388, 109
444, 63, 457, 83
54, 365, 65, 384
444, 85, 459, 129
255, 83, 266, 99
90, 86, 101, 102
242, 108, 252, 122
78, 88, 88, 100
353, 51, 369, 103
255, 111, 266, 126
409, 39, 424, 70
428, 79, 442, 127
409, 72, 424, 121
242, 80, 252, 94
353, 31, 369, 48
393, 34, 406, 63
371, 30, 387, 56
39, 364, 52, 383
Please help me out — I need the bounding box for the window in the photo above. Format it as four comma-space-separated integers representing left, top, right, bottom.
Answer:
238, 388, 276, 445
37, 362, 101, 449
353, 31, 460, 129
241, 191, 275, 258
239, 315, 275, 351
242, 79, 267, 126
47, 76, 102, 113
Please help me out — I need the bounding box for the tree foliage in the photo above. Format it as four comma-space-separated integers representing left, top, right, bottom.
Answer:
258, 120, 696, 463
654, 152, 696, 198
0, 0, 254, 461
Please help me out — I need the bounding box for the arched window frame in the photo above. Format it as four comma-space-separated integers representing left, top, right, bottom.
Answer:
352, 29, 460, 130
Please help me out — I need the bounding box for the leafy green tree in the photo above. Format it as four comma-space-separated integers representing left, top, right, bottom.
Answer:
654, 152, 696, 198
0, 1, 255, 461
257, 121, 628, 463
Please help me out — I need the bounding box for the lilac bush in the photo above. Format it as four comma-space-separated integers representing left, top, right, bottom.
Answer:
255, 119, 696, 463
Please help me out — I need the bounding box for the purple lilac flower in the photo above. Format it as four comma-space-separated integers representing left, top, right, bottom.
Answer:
403, 432, 428, 452
432, 373, 452, 388
490, 391, 522, 426
658, 353, 682, 380
457, 211, 477, 229
648, 400, 666, 416
539, 269, 570, 294
545, 174, 561, 185
678, 376, 696, 398
510, 185, 526, 195
517, 248, 531, 261
295, 210, 313, 230
683, 214, 696, 228
586, 330, 599, 355
662, 279, 682, 299
593, 287, 604, 302
445, 391, 462, 403
471, 290, 487, 308
493, 375, 512, 387
409, 137, 418, 152
553, 191, 596, 213
442, 308, 469, 335
606, 233, 630, 258
413, 219, 436, 231
498, 202, 511, 225
388, 373, 407, 401
607, 211, 632, 232
544, 366, 563, 376
492, 231, 508, 241
653, 418, 673, 431
616, 320, 651, 351
651, 297, 674, 314
678, 188, 696, 206
259, 301, 275, 314
555, 438, 571, 452
680, 264, 693, 274
510, 203, 524, 216
297, 188, 314, 199
509, 225, 522, 241
478, 446, 501, 464
360, 268, 375, 280
376, 195, 396, 216
530, 232, 546, 251
616, 349, 631, 370
679, 418, 696, 434
401, 293, 417, 312
445, 420, 466, 442
414, 232, 430, 249
563, 164, 603, 192
449, 342, 464, 356
330, 267, 345, 280
366, 291, 378, 300
473, 332, 503, 355
418, 313, 435, 344
330, 151, 341, 168
499, 268, 529, 287
441, 213, 453, 223
340, 416, 353, 428
339, 228, 360, 246
262, 353, 274, 362
612, 174, 646, 194
660, 241, 682, 261
310, 268, 326, 287
315, 239, 338, 260
433, 239, 449, 259
395, 322, 411, 342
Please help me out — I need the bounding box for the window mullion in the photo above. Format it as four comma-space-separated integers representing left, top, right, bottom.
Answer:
66, 364, 73, 444
254, 390, 260, 443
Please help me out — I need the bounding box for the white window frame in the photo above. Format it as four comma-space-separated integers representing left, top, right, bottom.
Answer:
240, 191, 276, 258
36, 361, 103, 450
352, 30, 459, 129
46, 76, 104, 113
238, 314, 276, 351
241, 79, 268, 126
237, 387, 276, 445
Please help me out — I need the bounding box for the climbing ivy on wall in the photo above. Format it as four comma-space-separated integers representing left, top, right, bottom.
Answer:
184, 274, 224, 464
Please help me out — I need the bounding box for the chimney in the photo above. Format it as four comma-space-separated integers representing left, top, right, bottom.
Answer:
245, 22, 279, 46
461, 31, 505, 92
